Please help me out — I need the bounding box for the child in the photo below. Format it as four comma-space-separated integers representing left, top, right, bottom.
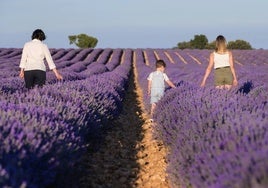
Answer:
147, 59, 176, 119
200, 35, 238, 89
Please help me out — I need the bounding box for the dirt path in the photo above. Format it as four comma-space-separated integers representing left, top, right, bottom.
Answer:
78, 68, 169, 188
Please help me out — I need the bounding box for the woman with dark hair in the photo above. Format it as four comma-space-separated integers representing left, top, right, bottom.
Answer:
19, 29, 63, 89
200, 35, 238, 89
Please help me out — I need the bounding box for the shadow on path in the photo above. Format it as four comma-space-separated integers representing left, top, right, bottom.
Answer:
78, 68, 145, 188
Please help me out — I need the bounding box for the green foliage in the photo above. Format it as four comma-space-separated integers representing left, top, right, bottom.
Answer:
190, 34, 209, 49
178, 34, 208, 49
227, 40, 252, 49
177, 34, 253, 50
68, 34, 98, 48
177, 41, 191, 50
205, 41, 216, 49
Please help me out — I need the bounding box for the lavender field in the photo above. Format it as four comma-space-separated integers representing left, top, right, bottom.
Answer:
0, 48, 268, 187
0, 48, 132, 187
133, 49, 268, 188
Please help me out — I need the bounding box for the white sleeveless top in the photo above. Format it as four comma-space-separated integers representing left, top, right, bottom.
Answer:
213, 52, 230, 69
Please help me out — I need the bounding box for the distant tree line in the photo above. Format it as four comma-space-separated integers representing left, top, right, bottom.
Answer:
68, 33, 252, 50
177, 34, 253, 50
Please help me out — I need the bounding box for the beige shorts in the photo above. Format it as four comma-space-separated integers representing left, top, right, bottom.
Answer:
214, 67, 233, 86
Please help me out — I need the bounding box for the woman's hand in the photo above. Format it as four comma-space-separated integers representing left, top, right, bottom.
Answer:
53, 69, 63, 80
19, 70, 24, 78
233, 79, 238, 86
200, 81, 205, 87
55, 72, 63, 80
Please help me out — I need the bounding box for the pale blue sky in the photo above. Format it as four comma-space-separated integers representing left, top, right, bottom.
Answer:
1, 0, 267, 49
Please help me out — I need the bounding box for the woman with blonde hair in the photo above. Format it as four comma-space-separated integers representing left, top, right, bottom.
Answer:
200, 35, 238, 89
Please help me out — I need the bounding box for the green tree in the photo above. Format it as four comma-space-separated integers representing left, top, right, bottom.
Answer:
227, 40, 252, 50
177, 34, 208, 49
190, 34, 208, 49
177, 41, 191, 49
68, 34, 98, 48
205, 41, 216, 49
176, 35, 253, 49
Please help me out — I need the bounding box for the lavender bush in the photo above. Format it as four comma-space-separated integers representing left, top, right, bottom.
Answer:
134, 49, 268, 188
0, 48, 131, 187
154, 84, 268, 188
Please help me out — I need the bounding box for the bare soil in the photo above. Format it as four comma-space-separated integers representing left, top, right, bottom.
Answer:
78, 69, 170, 188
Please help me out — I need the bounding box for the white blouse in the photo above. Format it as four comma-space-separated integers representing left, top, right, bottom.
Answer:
19, 39, 56, 71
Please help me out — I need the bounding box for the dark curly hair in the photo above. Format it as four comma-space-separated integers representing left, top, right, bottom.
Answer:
31, 29, 46, 41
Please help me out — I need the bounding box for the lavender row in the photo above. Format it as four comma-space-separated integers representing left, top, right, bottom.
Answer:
136, 49, 268, 187
134, 49, 268, 187
0, 50, 132, 187
154, 85, 268, 188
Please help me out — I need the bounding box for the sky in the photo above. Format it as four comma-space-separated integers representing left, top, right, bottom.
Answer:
1, 0, 268, 49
